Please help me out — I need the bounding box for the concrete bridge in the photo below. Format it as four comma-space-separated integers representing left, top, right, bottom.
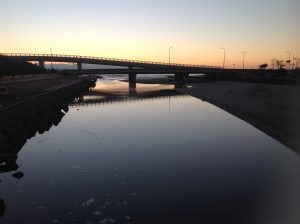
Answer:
1, 53, 221, 82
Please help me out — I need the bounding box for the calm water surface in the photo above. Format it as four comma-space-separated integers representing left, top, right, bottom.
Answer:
1, 77, 300, 224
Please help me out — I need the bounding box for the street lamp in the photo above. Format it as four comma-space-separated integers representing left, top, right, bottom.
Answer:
220, 48, 226, 69
169, 47, 173, 65
50, 47, 53, 70
241, 51, 247, 69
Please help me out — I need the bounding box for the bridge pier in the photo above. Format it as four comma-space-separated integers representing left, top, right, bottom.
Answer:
129, 85, 137, 96
129, 73, 137, 83
175, 73, 189, 82
77, 62, 82, 71
129, 71, 137, 85
38, 61, 45, 69
128, 71, 137, 93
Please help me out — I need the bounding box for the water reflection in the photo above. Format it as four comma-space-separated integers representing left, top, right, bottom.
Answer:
0, 81, 94, 222
0, 78, 188, 223
0, 154, 18, 173
0, 94, 68, 173
73, 77, 183, 107
92, 77, 174, 95
0, 78, 300, 224
0, 80, 94, 161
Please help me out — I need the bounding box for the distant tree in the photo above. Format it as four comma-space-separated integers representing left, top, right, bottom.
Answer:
259, 63, 268, 69
293, 57, 300, 70
271, 59, 286, 70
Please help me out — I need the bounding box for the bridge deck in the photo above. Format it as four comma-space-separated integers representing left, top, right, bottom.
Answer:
1, 53, 220, 70
68, 68, 221, 75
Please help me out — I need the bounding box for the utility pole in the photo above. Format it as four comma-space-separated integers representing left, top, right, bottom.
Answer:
220, 48, 226, 69
241, 51, 247, 70
169, 47, 173, 65
50, 48, 53, 70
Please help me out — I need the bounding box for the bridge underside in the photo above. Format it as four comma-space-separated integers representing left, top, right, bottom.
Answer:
68, 69, 199, 86
66, 68, 216, 75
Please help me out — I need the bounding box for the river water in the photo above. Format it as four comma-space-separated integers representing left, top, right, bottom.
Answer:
1, 76, 300, 224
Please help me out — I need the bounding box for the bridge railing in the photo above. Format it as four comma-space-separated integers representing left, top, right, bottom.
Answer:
0, 53, 221, 69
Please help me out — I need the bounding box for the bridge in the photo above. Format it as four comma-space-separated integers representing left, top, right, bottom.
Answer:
1, 53, 221, 83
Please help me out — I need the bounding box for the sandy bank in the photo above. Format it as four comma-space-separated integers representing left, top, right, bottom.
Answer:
178, 81, 300, 153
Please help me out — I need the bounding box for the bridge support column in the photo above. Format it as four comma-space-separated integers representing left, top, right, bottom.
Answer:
128, 72, 137, 94
77, 62, 82, 71
128, 73, 137, 88
175, 73, 189, 82
129, 84, 137, 96
38, 61, 45, 69
174, 73, 189, 88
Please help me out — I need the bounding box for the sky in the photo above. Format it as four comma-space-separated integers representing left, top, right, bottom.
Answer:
0, 0, 299, 68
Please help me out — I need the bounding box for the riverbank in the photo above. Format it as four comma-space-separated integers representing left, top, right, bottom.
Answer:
0, 74, 80, 108
178, 81, 300, 153
0, 74, 96, 153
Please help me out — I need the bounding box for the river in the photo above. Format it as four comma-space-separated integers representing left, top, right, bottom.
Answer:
1, 76, 300, 224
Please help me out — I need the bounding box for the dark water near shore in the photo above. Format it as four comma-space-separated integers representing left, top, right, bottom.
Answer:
1, 77, 300, 224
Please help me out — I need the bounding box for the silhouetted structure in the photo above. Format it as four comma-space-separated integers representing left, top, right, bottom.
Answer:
3, 53, 300, 85
0, 79, 95, 175
0, 56, 47, 77
2, 53, 220, 85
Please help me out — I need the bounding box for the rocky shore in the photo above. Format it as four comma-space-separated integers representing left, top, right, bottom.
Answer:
0, 74, 95, 168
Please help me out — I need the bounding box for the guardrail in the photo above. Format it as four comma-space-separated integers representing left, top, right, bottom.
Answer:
0, 53, 221, 69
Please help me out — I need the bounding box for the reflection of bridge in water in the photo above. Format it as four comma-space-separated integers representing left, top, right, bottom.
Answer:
71, 90, 188, 107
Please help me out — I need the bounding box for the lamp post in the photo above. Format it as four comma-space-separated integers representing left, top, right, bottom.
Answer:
220, 48, 225, 69
241, 51, 247, 70
50, 48, 53, 70
169, 47, 173, 65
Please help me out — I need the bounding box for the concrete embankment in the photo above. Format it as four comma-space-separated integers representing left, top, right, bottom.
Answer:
178, 81, 300, 153
0, 75, 83, 107
0, 74, 96, 156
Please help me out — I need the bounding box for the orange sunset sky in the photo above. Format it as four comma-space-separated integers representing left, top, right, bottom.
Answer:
0, 0, 299, 68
